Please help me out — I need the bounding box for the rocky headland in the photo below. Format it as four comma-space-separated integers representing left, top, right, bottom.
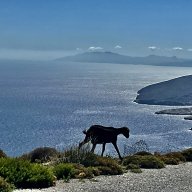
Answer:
135, 75, 192, 120
135, 75, 192, 106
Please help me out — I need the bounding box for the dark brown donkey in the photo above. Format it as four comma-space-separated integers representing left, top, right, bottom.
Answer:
79, 125, 130, 160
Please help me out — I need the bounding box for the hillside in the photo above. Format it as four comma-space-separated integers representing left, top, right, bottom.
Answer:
134, 75, 192, 106
56, 51, 192, 67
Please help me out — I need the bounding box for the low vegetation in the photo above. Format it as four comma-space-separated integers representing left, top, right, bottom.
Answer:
20, 147, 59, 163
0, 146, 192, 190
0, 176, 14, 192
53, 163, 76, 180
93, 156, 123, 175
0, 158, 55, 189
0, 149, 7, 158
155, 151, 186, 165
123, 155, 165, 170
58, 145, 98, 167
181, 148, 192, 161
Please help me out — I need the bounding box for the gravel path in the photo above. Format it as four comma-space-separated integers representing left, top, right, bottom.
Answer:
14, 162, 192, 192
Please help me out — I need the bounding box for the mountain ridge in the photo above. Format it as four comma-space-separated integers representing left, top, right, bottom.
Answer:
56, 51, 192, 67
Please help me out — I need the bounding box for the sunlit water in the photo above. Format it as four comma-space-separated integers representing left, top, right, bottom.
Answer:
0, 61, 192, 156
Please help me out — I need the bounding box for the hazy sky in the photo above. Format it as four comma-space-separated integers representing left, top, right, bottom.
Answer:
1, 0, 192, 60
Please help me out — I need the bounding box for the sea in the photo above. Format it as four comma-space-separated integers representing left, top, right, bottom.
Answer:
0, 61, 192, 157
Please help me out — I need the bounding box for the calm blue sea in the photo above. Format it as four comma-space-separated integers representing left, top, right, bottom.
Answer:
0, 61, 192, 156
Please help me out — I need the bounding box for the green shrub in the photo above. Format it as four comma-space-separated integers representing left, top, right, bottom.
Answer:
66, 156, 123, 176
59, 145, 98, 167
182, 148, 192, 161
53, 163, 75, 180
26, 164, 55, 188
160, 157, 180, 165
123, 155, 141, 166
96, 166, 113, 175
125, 163, 142, 173
0, 150, 7, 158
20, 147, 59, 163
87, 167, 100, 177
0, 177, 13, 192
76, 168, 94, 179
0, 158, 55, 189
123, 155, 165, 169
94, 157, 123, 175
70, 164, 99, 179
78, 152, 98, 167
157, 152, 186, 165
126, 163, 140, 170
56, 146, 123, 176
139, 156, 165, 169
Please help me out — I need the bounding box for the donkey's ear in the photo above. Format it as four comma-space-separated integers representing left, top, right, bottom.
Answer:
83, 130, 87, 134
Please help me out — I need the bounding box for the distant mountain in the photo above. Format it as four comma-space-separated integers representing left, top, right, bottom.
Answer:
56, 51, 192, 67
134, 75, 192, 106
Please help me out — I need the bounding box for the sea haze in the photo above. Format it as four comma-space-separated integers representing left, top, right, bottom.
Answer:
0, 61, 192, 156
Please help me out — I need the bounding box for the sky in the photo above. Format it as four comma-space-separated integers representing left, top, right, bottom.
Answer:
1, 0, 192, 60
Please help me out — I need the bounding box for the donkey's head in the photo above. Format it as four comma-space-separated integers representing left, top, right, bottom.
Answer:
120, 127, 130, 138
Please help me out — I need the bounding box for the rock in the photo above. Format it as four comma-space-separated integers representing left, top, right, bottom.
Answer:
184, 116, 192, 120
155, 107, 192, 115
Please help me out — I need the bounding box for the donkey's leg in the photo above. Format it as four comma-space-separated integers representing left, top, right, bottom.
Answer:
101, 143, 106, 156
112, 142, 123, 160
91, 143, 96, 153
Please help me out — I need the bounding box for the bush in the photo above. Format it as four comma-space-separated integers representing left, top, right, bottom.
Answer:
65, 156, 123, 176
126, 163, 140, 170
75, 167, 96, 179
182, 148, 192, 161
70, 164, 99, 179
157, 152, 186, 165
165, 152, 185, 161
159, 157, 180, 165
86, 167, 100, 177
123, 155, 141, 166
59, 145, 98, 167
123, 155, 165, 169
94, 157, 123, 175
20, 147, 59, 163
0, 158, 55, 189
0, 177, 13, 192
139, 156, 165, 169
53, 163, 75, 180
0, 150, 7, 158
126, 163, 142, 173
96, 166, 113, 175
54, 146, 123, 178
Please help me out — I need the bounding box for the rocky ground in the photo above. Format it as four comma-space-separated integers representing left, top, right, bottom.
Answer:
14, 162, 192, 192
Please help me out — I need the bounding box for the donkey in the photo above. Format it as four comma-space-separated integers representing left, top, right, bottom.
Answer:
79, 125, 130, 160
